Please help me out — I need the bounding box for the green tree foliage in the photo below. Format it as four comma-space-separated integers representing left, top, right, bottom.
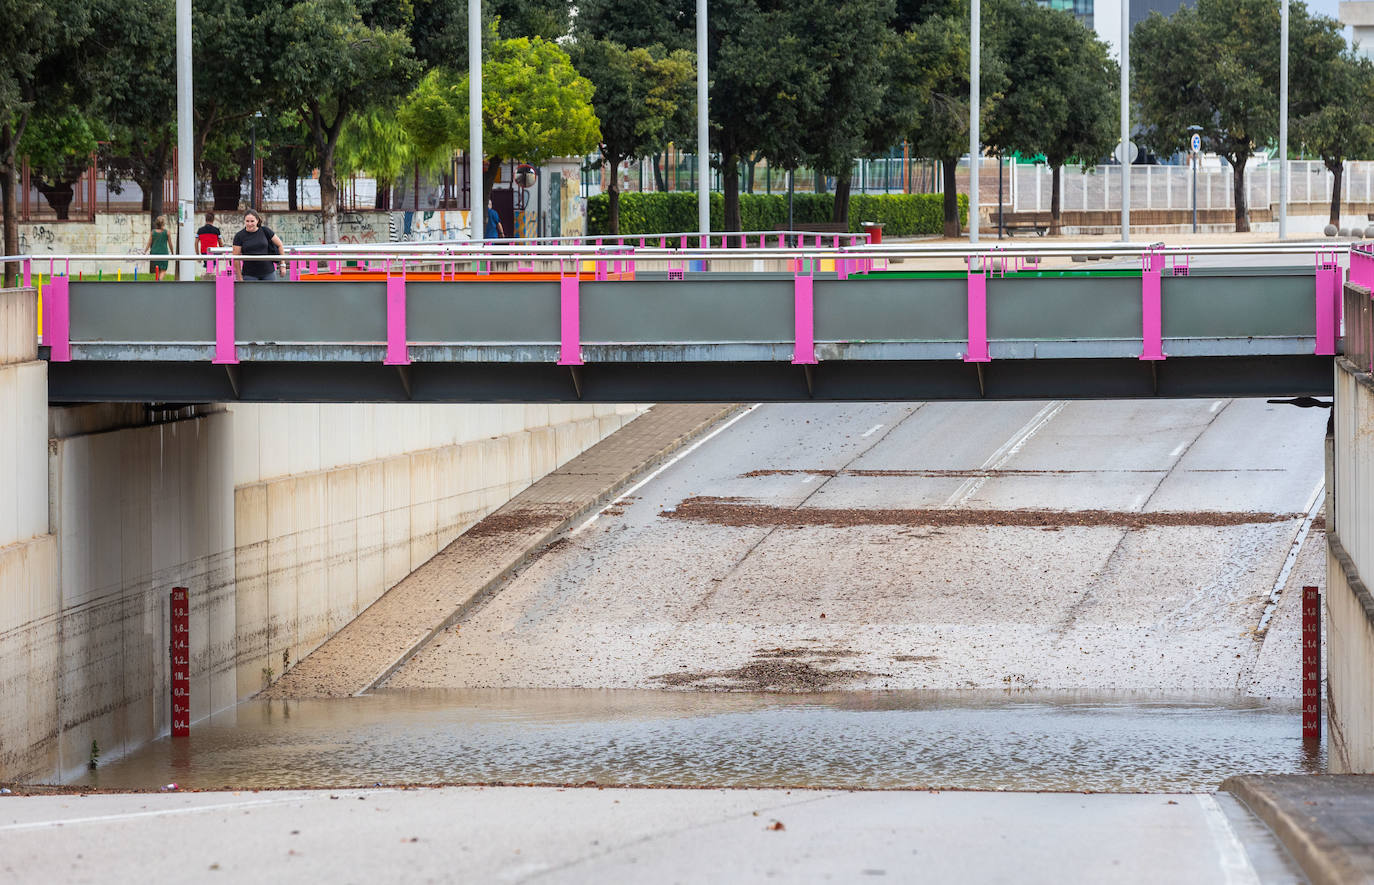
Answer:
1293, 52, 1374, 225
338, 108, 414, 209
0, 0, 93, 279
20, 108, 100, 219
569, 39, 693, 234
267, 0, 418, 242
399, 31, 600, 210
90, 0, 178, 230
1133, 0, 1343, 232
984, 0, 1116, 233
587, 190, 966, 237
574, 0, 697, 53
904, 10, 1006, 236
798, 0, 904, 226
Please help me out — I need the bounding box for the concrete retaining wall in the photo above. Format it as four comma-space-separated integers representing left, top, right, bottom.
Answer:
1329, 357, 1374, 772
231, 403, 643, 696
0, 287, 59, 781
0, 280, 645, 781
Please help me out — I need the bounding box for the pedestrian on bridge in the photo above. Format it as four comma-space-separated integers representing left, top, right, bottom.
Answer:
233, 209, 285, 282
145, 215, 172, 279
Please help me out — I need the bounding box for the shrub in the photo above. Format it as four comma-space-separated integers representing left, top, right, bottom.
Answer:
587, 192, 967, 238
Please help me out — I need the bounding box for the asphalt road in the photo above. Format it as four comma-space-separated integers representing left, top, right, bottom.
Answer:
389, 398, 1328, 696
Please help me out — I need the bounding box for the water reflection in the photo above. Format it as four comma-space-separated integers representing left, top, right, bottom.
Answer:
75, 689, 1323, 793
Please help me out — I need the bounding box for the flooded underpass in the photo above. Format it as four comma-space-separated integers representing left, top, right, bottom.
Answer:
76, 689, 1322, 794
70, 400, 1331, 801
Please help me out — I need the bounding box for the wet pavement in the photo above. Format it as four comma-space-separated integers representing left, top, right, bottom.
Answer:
72, 689, 1321, 794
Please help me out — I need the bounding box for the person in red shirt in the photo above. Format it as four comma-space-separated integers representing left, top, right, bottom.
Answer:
196, 212, 223, 277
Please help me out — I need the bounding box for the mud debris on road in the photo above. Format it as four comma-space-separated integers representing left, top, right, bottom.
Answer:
661, 496, 1302, 530
652, 647, 886, 691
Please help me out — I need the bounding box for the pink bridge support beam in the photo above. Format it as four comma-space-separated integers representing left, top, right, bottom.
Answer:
793, 267, 817, 365
384, 273, 410, 366
212, 269, 238, 365
45, 273, 70, 361
1140, 250, 1165, 361
964, 263, 990, 363
1315, 254, 1341, 356
558, 269, 583, 366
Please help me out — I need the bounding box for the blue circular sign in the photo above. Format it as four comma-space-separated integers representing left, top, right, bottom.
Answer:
1190, 133, 1202, 152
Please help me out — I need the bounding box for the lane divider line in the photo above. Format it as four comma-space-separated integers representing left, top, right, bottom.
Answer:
1196, 794, 1263, 885
945, 402, 1066, 507
1256, 479, 1325, 637
569, 404, 764, 538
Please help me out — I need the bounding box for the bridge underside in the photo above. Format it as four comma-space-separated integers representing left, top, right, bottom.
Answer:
47, 354, 1334, 403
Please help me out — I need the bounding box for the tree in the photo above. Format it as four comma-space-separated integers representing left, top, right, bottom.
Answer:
1134, 0, 1342, 232
1293, 52, 1374, 226
569, 40, 693, 234
798, 0, 901, 226
985, 0, 1116, 234
337, 108, 413, 210
268, 0, 418, 242
399, 31, 600, 212
0, 0, 93, 282
21, 108, 99, 220
904, 10, 1006, 237
90, 0, 178, 229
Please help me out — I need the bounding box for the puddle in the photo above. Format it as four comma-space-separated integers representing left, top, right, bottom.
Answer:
73, 689, 1323, 793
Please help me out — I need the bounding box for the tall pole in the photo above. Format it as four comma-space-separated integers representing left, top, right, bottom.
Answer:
469, 0, 483, 241
175, 0, 193, 280
1280, 0, 1289, 239
1120, 0, 1130, 241
970, 0, 980, 243
697, 0, 709, 244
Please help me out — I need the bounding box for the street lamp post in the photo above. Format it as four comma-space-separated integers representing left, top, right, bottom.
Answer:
249, 112, 261, 210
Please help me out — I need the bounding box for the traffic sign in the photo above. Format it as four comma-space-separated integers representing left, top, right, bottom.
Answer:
1114, 141, 1139, 164
1190, 133, 1201, 153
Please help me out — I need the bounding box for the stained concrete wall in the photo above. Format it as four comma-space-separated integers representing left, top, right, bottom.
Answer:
0, 287, 58, 781
231, 403, 644, 696
1328, 357, 1374, 772
1, 279, 645, 780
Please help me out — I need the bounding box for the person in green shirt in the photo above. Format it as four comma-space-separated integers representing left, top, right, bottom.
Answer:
145, 215, 172, 278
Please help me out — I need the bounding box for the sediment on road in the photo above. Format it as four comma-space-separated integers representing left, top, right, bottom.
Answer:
261, 403, 742, 699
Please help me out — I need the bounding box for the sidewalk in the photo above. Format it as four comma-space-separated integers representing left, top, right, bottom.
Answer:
1224, 774, 1374, 885
261, 404, 741, 699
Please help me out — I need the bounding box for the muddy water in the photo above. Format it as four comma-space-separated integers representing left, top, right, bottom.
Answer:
73, 690, 1321, 793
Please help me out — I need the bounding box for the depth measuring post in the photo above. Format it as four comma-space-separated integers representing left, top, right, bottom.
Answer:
1302, 585, 1320, 740
171, 587, 190, 737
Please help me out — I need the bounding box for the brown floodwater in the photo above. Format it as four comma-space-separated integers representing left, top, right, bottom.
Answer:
71, 689, 1322, 794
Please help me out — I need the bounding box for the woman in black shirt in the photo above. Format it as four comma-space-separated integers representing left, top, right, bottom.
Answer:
232, 209, 285, 281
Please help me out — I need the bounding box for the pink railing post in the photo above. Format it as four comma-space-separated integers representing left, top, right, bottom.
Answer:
558, 260, 583, 366
384, 262, 410, 366
1140, 248, 1165, 361
964, 256, 990, 363
793, 258, 817, 365
1316, 251, 1340, 357
1352, 245, 1374, 291
212, 267, 237, 365
22, 258, 31, 288
44, 273, 70, 361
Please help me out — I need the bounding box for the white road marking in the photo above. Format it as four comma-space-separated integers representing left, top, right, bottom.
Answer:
800, 475, 817, 484
0, 795, 326, 831
1210, 400, 1225, 413
570, 404, 763, 537
1195, 795, 1262, 885
1256, 479, 1325, 635
945, 402, 1066, 507
860, 423, 884, 438
1170, 442, 1187, 459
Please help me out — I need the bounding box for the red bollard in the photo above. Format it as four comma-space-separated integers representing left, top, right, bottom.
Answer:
171, 587, 190, 737
1302, 585, 1321, 740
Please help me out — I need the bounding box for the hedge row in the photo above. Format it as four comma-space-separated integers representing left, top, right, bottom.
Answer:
587, 191, 968, 238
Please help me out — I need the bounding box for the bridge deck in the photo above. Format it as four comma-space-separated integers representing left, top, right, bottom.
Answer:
34, 254, 1348, 402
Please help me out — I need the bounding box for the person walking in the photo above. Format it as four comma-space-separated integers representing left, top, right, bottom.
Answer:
232, 209, 285, 281
196, 211, 222, 277
484, 199, 504, 240
145, 215, 172, 278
